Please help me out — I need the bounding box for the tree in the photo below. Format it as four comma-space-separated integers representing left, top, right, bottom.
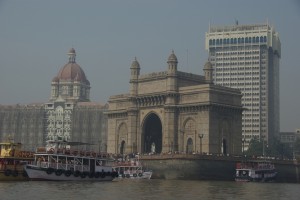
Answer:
245, 137, 293, 159
245, 137, 264, 157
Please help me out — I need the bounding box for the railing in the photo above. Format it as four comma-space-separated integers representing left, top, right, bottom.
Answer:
38, 161, 89, 172
36, 147, 111, 159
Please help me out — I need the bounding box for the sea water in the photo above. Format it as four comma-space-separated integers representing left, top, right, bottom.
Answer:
0, 179, 299, 200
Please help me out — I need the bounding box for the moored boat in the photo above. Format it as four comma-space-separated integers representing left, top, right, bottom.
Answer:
235, 160, 277, 182
113, 155, 152, 179
24, 140, 118, 181
0, 141, 34, 181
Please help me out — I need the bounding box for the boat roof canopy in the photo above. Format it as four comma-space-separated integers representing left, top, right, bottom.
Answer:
46, 140, 94, 146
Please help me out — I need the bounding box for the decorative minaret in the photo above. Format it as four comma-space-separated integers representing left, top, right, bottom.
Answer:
68, 48, 76, 63
203, 60, 214, 84
129, 57, 140, 96
166, 50, 178, 93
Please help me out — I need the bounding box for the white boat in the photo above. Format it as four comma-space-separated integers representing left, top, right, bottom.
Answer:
24, 140, 117, 181
235, 160, 277, 182
113, 156, 152, 179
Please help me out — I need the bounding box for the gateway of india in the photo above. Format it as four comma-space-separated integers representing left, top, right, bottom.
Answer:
0, 48, 243, 155
107, 50, 243, 155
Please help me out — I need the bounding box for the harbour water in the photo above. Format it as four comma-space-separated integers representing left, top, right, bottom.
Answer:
0, 179, 299, 200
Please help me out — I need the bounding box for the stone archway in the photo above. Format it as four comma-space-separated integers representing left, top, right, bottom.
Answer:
187, 138, 193, 154
142, 113, 162, 154
118, 123, 128, 154
120, 140, 125, 155
222, 138, 227, 155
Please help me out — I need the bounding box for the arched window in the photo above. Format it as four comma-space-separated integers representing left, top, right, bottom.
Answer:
264, 36, 267, 42
223, 39, 226, 44
245, 37, 248, 43
227, 38, 230, 44
234, 38, 237, 44
241, 38, 244, 43
230, 38, 234, 44
216, 39, 219, 45
213, 39, 215, 45
249, 37, 251, 43
252, 37, 256, 43
209, 39, 212, 45
238, 38, 241, 43
256, 37, 259, 43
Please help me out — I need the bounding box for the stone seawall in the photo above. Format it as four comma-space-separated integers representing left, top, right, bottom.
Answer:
140, 154, 300, 183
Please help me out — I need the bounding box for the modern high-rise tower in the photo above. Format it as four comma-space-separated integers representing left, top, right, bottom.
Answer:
205, 23, 281, 150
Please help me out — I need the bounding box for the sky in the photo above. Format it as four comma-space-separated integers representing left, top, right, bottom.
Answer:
0, 0, 299, 132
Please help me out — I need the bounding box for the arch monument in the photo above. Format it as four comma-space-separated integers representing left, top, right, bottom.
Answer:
107, 51, 243, 155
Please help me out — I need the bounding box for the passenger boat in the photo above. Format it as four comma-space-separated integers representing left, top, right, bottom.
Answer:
113, 156, 152, 179
0, 141, 34, 181
235, 160, 277, 182
24, 140, 118, 181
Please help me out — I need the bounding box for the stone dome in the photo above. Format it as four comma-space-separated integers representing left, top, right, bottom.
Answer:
167, 50, 178, 63
131, 57, 140, 69
52, 76, 59, 83
56, 48, 89, 85
57, 62, 88, 83
68, 48, 76, 54
204, 61, 213, 69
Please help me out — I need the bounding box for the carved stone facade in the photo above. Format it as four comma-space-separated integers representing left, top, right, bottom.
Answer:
0, 104, 45, 151
0, 49, 107, 152
107, 52, 243, 155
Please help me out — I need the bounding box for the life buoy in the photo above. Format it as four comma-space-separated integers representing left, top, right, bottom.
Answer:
138, 173, 142, 177
80, 173, 87, 178
64, 170, 72, 177
126, 174, 130, 178
133, 173, 137, 177
22, 171, 28, 177
46, 168, 54, 175
74, 171, 81, 177
12, 170, 19, 177
48, 148, 55, 154
88, 173, 94, 178
55, 169, 63, 176
122, 174, 125, 178
4, 169, 11, 176
95, 172, 101, 178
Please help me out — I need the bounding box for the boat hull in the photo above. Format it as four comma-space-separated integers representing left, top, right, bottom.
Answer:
25, 166, 115, 181
117, 171, 152, 180
235, 173, 277, 182
0, 170, 28, 181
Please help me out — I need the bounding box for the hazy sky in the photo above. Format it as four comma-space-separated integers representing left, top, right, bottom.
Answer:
0, 0, 299, 132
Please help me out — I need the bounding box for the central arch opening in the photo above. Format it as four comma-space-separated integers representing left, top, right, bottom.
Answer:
142, 113, 162, 154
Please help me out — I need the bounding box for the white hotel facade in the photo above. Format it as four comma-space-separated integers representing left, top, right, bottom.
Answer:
205, 23, 281, 150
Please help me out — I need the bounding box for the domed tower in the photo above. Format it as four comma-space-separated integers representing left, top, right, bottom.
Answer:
167, 50, 178, 73
166, 50, 178, 94
203, 60, 214, 84
129, 57, 140, 96
50, 48, 91, 102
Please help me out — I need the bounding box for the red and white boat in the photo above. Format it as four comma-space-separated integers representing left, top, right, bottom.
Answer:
235, 160, 277, 182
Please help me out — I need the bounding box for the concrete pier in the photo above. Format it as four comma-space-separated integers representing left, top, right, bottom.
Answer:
140, 154, 300, 183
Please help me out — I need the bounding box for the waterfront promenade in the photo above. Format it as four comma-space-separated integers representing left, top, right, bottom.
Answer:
139, 153, 300, 183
